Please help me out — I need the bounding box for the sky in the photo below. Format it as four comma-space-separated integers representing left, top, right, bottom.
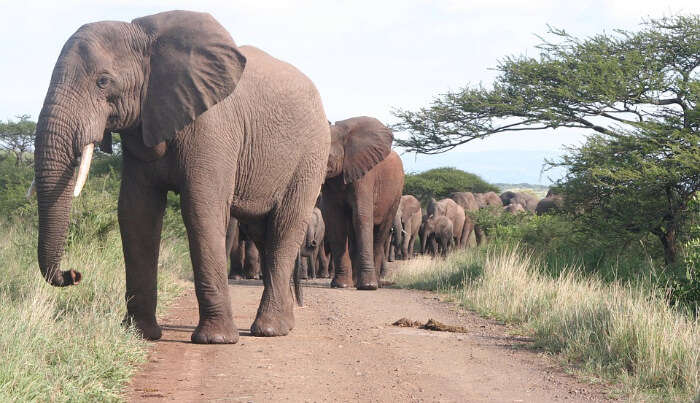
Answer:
1, 0, 697, 184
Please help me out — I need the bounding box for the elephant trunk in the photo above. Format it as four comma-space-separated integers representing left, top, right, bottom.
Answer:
34, 97, 96, 286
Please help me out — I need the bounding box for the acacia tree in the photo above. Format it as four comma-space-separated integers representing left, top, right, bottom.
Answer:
0, 114, 36, 166
393, 15, 699, 264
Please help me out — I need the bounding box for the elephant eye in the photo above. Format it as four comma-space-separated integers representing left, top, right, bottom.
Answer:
97, 76, 110, 89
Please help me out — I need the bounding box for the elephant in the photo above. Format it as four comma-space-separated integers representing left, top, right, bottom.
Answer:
452, 192, 499, 246
295, 207, 329, 279
422, 198, 468, 251
474, 191, 503, 209
421, 215, 454, 257
504, 202, 526, 214
225, 218, 261, 280
30, 10, 396, 343
321, 117, 403, 290
500, 191, 538, 213
391, 195, 422, 260
536, 194, 564, 215
450, 191, 479, 212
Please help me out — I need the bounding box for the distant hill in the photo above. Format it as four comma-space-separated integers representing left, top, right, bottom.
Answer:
494, 183, 550, 198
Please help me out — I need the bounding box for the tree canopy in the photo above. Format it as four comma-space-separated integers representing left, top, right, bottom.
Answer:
393, 15, 699, 265
0, 114, 35, 166
393, 15, 698, 153
404, 167, 498, 203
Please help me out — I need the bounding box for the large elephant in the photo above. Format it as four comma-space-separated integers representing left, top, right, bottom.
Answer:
30, 11, 384, 343
391, 195, 422, 260
422, 198, 467, 251
321, 117, 404, 290
500, 191, 538, 213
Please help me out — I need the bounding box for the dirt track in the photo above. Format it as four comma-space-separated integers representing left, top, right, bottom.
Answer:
128, 278, 612, 402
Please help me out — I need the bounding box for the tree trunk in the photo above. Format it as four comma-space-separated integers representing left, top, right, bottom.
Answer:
654, 226, 678, 265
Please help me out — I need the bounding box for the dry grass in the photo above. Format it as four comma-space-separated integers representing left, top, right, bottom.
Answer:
390, 247, 700, 401
0, 212, 189, 401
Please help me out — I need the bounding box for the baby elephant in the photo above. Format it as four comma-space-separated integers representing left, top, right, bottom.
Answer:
421, 216, 454, 257
295, 207, 329, 279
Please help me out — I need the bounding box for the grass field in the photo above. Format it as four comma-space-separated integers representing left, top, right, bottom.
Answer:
390, 247, 700, 402
0, 164, 190, 401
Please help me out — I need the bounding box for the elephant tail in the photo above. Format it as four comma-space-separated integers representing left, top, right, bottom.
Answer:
293, 253, 304, 307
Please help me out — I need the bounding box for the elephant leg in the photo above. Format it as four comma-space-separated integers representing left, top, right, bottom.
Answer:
118, 172, 166, 341
401, 232, 411, 260
251, 184, 317, 337
307, 251, 317, 279
227, 221, 245, 280
375, 221, 393, 280
387, 237, 395, 262
474, 224, 487, 246
461, 217, 473, 249
325, 205, 353, 288
352, 194, 378, 290
244, 240, 261, 279
317, 246, 330, 278
181, 195, 238, 344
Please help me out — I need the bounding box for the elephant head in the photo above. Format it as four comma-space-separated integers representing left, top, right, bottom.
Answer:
325, 116, 393, 183
33, 11, 246, 286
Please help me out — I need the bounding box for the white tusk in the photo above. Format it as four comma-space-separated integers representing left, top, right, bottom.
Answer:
26, 179, 36, 200
73, 143, 94, 197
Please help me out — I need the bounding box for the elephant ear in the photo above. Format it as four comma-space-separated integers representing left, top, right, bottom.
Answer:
133, 11, 246, 147
336, 116, 393, 183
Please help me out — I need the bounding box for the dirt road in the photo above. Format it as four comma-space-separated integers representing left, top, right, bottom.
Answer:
128, 279, 611, 402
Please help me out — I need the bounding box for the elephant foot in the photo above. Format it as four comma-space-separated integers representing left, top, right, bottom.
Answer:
191, 318, 239, 344
229, 273, 243, 280
357, 271, 378, 290
330, 278, 351, 288
122, 314, 162, 341
251, 310, 294, 337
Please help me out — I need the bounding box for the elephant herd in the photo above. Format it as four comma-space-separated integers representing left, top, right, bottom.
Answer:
30, 10, 564, 344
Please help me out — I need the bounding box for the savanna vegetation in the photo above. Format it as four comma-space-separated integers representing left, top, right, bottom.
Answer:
0, 145, 190, 400
392, 14, 700, 401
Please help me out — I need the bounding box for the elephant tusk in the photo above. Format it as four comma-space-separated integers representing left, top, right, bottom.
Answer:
73, 143, 94, 197
26, 179, 36, 200
401, 229, 407, 235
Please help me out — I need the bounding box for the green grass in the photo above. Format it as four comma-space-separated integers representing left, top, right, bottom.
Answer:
0, 158, 190, 401
390, 247, 700, 402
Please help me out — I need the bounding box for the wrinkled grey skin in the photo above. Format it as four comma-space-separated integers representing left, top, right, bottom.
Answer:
536, 194, 564, 215
504, 203, 526, 214
500, 191, 538, 213
32, 11, 343, 344
391, 195, 422, 260
295, 207, 327, 279
421, 215, 454, 257
422, 198, 466, 252
322, 117, 404, 290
